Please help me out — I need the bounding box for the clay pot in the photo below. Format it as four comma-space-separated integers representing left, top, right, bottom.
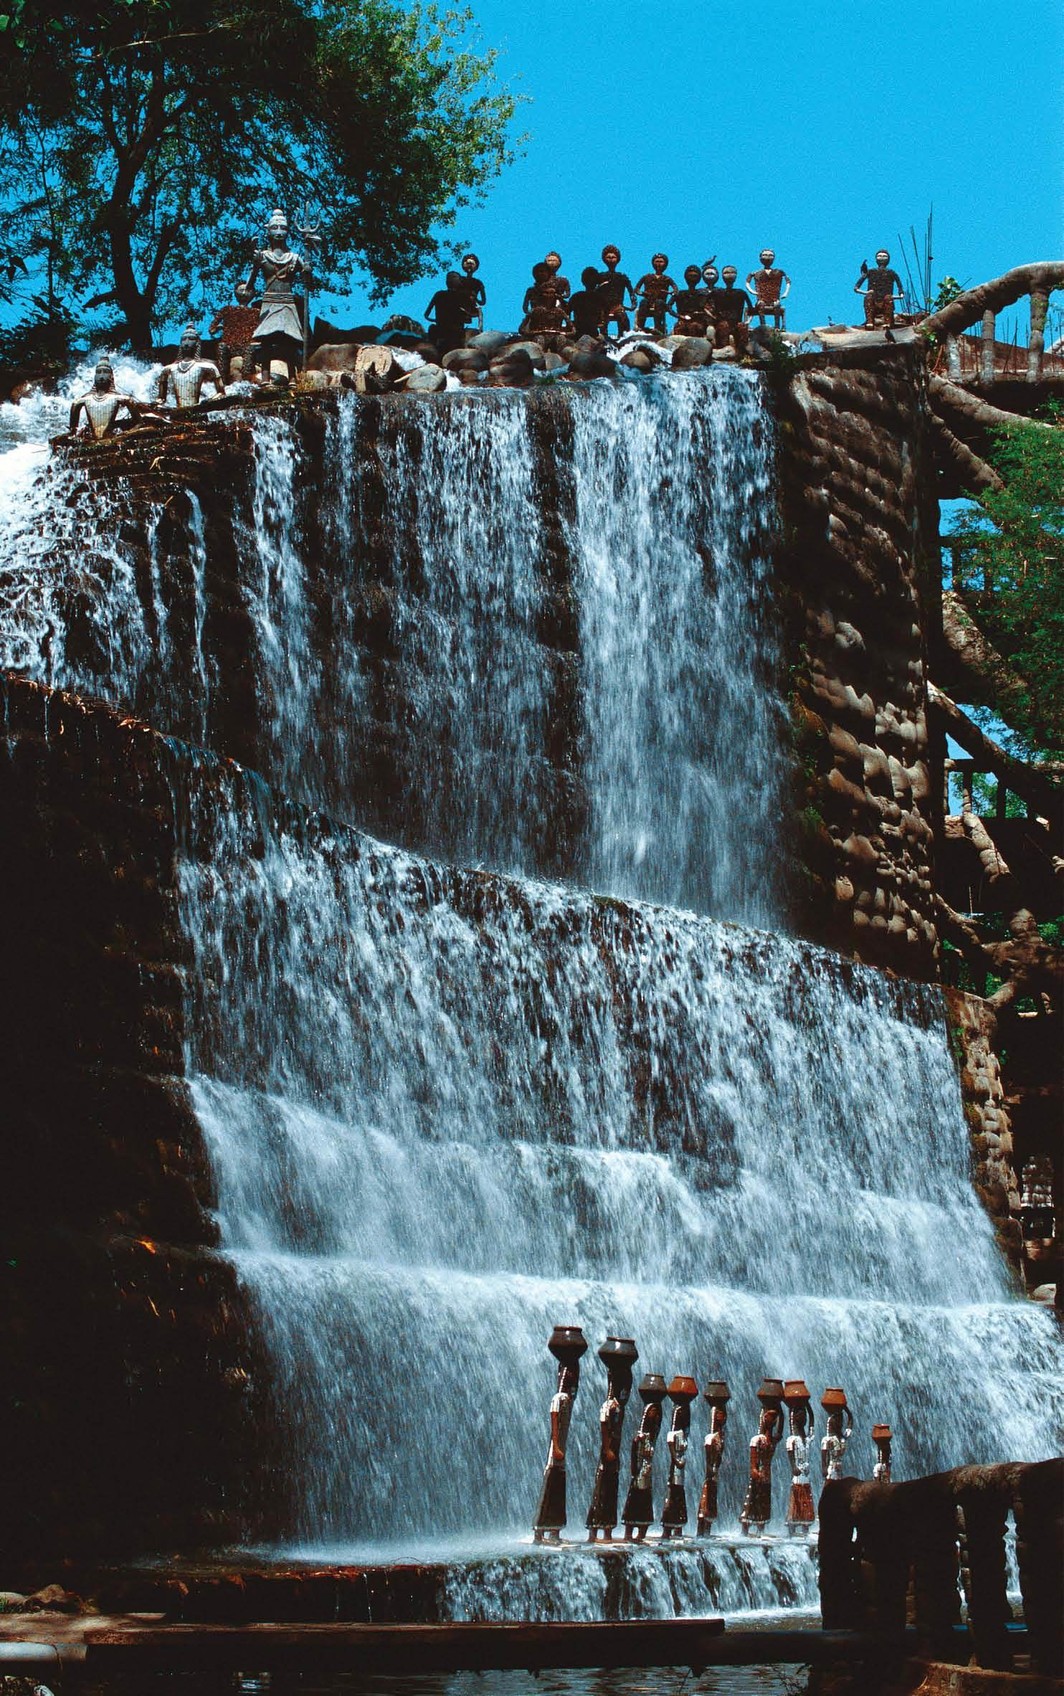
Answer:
703, 1379, 731, 1404
756, 1378, 785, 1406
638, 1373, 667, 1405
783, 1379, 811, 1407
598, 1335, 639, 1368
872, 1423, 893, 1442
667, 1374, 698, 1404
821, 1387, 849, 1411
548, 1325, 588, 1367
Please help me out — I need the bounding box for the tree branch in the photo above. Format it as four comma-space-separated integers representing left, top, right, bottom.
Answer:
929, 681, 1063, 835
923, 262, 1064, 341
930, 413, 1004, 494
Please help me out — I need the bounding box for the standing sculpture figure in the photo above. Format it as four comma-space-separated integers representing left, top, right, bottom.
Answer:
854, 250, 905, 329
634, 254, 677, 335
424, 271, 474, 355
621, 1372, 667, 1541
458, 253, 486, 332
746, 249, 791, 328
68, 357, 141, 439
670, 265, 711, 337
586, 1336, 639, 1542
872, 1423, 893, 1483
596, 245, 636, 337
697, 1379, 730, 1537
533, 1325, 588, 1543
820, 1388, 853, 1484
783, 1380, 815, 1538
521, 261, 569, 338
713, 266, 752, 355
740, 1378, 785, 1536
156, 324, 224, 410
236, 209, 312, 383
661, 1375, 698, 1540
544, 250, 571, 305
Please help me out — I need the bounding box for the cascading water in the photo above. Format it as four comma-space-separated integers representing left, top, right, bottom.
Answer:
2, 361, 1059, 1622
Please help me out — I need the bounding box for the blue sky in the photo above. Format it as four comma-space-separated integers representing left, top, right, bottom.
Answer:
352, 0, 1063, 338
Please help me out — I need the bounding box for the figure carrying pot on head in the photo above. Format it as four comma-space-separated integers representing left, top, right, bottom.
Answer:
622, 1373, 667, 1542
533, 1326, 588, 1543
661, 1375, 698, 1540
697, 1379, 730, 1537
820, 1388, 853, 1484
741, 1378, 785, 1536
587, 1336, 639, 1542
872, 1423, 893, 1483
783, 1380, 815, 1538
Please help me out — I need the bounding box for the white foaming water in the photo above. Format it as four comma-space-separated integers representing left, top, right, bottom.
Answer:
570, 369, 782, 920
175, 760, 1062, 1560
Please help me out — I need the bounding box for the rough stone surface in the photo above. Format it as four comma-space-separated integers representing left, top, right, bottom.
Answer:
944, 988, 1022, 1267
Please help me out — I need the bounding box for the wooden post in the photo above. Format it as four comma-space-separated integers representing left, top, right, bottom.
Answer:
981, 310, 996, 383
957, 1470, 1013, 1671
1027, 291, 1048, 382
902, 1476, 963, 1659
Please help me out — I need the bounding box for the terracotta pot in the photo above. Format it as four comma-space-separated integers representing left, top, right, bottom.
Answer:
703, 1379, 731, 1404
756, 1377, 785, 1406
598, 1335, 639, 1369
783, 1379, 811, 1406
667, 1374, 699, 1403
638, 1372, 668, 1405
821, 1387, 848, 1410
872, 1423, 893, 1442
548, 1325, 589, 1367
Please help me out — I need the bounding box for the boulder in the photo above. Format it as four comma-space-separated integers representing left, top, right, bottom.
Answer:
442, 347, 488, 372
469, 330, 512, 354
307, 342, 363, 373
351, 345, 402, 394
567, 348, 616, 381
543, 351, 567, 373
671, 337, 713, 369
488, 347, 535, 387
415, 340, 441, 363
402, 363, 448, 394
621, 349, 655, 373
295, 369, 329, 392
507, 339, 547, 370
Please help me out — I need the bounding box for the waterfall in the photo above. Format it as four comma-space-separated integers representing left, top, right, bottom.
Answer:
175, 757, 1061, 1561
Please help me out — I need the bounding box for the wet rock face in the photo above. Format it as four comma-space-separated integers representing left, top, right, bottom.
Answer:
0, 677, 263, 1570
945, 987, 1021, 1267
773, 344, 942, 980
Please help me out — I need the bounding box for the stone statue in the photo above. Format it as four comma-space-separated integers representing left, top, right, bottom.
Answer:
697, 1379, 730, 1537
521, 261, 569, 338
424, 271, 475, 355
236, 209, 312, 382
872, 1422, 893, 1483
544, 250, 571, 304
596, 245, 636, 337
533, 1325, 588, 1543
740, 1378, 784, 1536
156, 324, 224, 410
586, 1335, 639, 1542
854, 250, 905, 329
458, 253, 486, 332
568, 267, 608, 341
634, 254, 677, 335
621, 1372, 667, 1541
68, 357, 141, 439
713, 266, 752, 354
820, 1387, 853, 1484
661, 1374, 698, 1540
746, 249, 791, 328
783, 1380, 816, 1538
1019, 1157, 1056, 1254
670, 265, 710, 337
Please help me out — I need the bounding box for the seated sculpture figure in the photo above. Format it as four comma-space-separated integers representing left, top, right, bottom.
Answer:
596, 245, 636, 336
544, 250, 571, 305
236, 209, 312, 383
68, 357, 141, 439
208, 303, 261, 383
634, 254, 677, 335
854, 250, 905, 328
713, 266, 752, 354
521, 261, 569, 338
156, 324, 224, 409
567, 267, 608, 340
746, 249, 791, 328
670, 265, 711, 337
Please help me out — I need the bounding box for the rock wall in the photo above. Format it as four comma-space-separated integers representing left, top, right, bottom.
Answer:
774, 343, 943, 979
944, 987, 1022, 1270
0, 676, 261, 1566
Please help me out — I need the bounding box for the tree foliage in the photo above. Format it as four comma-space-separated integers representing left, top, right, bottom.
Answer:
0, 0, 520, 349
946, 412, 1064, 759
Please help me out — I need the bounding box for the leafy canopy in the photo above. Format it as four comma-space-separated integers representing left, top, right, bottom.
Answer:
946, 411, 1064, 759
0, 0, 521, 348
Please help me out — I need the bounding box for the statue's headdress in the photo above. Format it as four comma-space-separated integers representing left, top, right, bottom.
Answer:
268, 208, 288, 231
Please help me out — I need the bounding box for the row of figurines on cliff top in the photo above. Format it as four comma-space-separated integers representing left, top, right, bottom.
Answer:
533, 1328, 895, 1547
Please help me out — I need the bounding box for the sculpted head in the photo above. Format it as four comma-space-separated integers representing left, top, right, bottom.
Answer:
722, 265, 738, 285
684, 264, 701, 286
544, 250, 562, 273
267, 209, 288, 246
601, 244, 620, 267
702, 264, 719, 286
875, 249, 890, 266
461, 252, 480, 275
93, 357, 115, 392
179, 323, 201, 359
760, 248, 775, 266
651, 252, 668, 272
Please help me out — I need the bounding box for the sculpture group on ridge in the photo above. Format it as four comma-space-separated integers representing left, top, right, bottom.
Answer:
64, 203, 915, 439
533, 1326, 892, 1548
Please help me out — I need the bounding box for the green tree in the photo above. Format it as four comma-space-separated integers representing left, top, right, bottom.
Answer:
945, 414, 1064, 758
0, 0, 520, 351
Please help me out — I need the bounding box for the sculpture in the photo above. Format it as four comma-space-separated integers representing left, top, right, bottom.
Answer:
568, 267, 608, 340
854, 250, 905, 329
635, 254, 677, 335
740, 1378, 784, 1536
424, 271, 475, 355
68, 357, 140, 439
521, 261, 569, 338
746, 249, 791, 328
236, 209, 312, 383
697, 1379, 730, 1537
459, 253, 486, 332
621, 1372, 667, 1541
670, 266, 710, 337
1019, 1157, 1056, 1255
533, 1325, 588, 1543
872, 1422, 893, 1483
208, 304, 262, 383
783, 1379, 816, 1538
596, 245, 636, 337
156, 324, 224, 410
713, 266, 751, 355
820, 1387, 853, 1484
586, 1336, 639, 1542
544, 250, 571, 304
661, 1374, 698, 1539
